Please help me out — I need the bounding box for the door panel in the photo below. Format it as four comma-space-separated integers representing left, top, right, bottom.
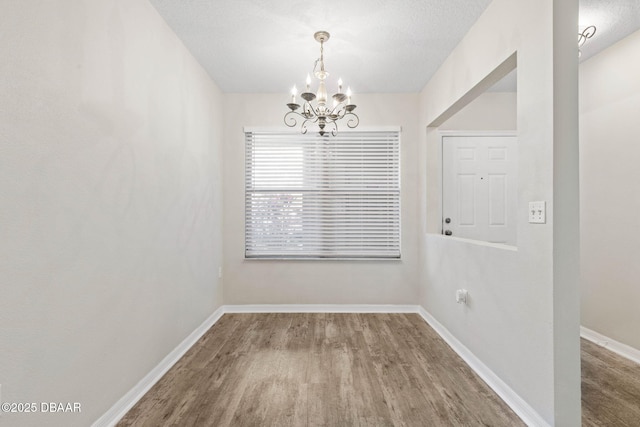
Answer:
443, 135, 517, 245
488, 174, 506, 225
458, 174, 476, 225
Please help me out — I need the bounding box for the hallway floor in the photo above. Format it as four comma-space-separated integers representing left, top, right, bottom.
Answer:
581, 338, 640, 426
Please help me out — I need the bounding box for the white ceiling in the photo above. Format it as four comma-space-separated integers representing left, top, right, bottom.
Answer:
148, 0, 640, 94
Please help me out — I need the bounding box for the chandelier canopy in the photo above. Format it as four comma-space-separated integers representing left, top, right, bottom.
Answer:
284, 31, 359, 137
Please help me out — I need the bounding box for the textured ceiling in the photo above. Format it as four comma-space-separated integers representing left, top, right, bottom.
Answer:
579, 0, 640, 62
148, 0, 640, 94
148, 0, 492, 93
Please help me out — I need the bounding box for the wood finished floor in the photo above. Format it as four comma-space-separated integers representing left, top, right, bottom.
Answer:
118, 314, 640, 426
581, 338, 640, 426
118, 313, 524, 426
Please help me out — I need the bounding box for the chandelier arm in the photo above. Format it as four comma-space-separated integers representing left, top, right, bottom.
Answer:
345, 112, 360, 129
302, 101, 317, 118
301, 117, 318, 134
578, 25, 596, 47
300, 109, 318, 123
284, 110, 304, 128
329, 121, 338, 137
328, 104, 347, 120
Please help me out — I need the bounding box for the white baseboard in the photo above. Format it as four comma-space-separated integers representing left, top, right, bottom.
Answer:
416, 307, 549, 427
581, 326, 640, 365
92, 306, 225, 427
224, 304, 421, 313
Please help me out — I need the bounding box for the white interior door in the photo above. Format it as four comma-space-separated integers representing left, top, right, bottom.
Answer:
442, 135, 517, 245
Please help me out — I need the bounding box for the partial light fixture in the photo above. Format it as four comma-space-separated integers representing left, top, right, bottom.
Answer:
285, 31, 359, 137
578, 25, 596, 57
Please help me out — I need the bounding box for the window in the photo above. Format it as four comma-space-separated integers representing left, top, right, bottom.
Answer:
245, 129, 401, 259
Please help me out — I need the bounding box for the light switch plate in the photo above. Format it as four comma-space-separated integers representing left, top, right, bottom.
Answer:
529, 201, 546, 224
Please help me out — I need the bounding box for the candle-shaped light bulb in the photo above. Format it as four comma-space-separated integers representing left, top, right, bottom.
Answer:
306, 74, 311, 91
338, 78, 343, 93
346, 86, 352, 104
291, 85, 297, 103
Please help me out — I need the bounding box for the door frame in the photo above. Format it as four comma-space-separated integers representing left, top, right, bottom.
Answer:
439, 130, 518, 237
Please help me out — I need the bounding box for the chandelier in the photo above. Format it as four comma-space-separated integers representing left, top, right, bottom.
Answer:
284, 31, 359, 137
578, 25, 596, 57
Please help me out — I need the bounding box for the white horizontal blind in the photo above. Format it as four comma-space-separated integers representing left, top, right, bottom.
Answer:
245, 130, 400, 259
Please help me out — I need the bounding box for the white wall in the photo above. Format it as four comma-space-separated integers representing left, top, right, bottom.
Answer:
418, 0, 580, 425
580, 28, 640, 351
439, 92, 517, 131
222, 93, 419, 305
0, 1, 224, 426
